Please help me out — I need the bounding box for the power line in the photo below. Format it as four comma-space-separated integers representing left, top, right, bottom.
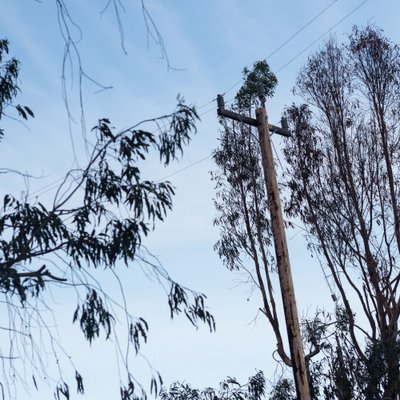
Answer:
28, 177, 68, 198
27, 100, 219, 200
196, 97, 217, 112
287, 219, 339, 303
26, 1, 369, 200
267, 0, 340, 61
159, 155, 212, 181
271, 138, 285, 172
275, 0, 369, 73
27, 113, 283, 200
223, 0, 369, 111
195, 0, 343, 111
220, 0, 342, 97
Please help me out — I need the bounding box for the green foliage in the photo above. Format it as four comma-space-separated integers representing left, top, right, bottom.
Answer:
0, 38, 34, 139
0, 40, 215, 399
0, 99, 215, 396
364, 339, 400, 399
0, 99, 200, 288
0, 39, 19, 117
73, 289, 114, 343
168, 282, 215, 332
160, 372, 266, 400
268, 378, 295, 400
212, 119, 273, 271
213, 59, 277, 269
235, 60, 278, 109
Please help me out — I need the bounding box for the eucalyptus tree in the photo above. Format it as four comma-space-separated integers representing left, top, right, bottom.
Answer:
284, 26, 400, 399
212, 61, 303, 372
0, 39, 214, 400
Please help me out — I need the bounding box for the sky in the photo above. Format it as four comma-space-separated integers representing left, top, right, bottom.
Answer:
0, 1, 400, 399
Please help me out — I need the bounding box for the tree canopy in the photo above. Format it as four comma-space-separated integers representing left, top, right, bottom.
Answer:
284, 26, 400, 399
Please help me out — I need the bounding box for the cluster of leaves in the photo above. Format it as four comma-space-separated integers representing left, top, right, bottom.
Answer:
268, 378, 295, 400
0, 39, 34, 139
73, 289, 114, 343
160, 372, 266, 400
235, 60, 278, 109
55, 374, 84, 400
168, 282, 215, 331
0, 39, 19, 128
1, 100, 198, 300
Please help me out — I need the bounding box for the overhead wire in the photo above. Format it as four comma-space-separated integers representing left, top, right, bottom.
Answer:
187, 0, 343, 112
26, 0, 368, 200
219, 0, 342, 98
28, 177, 69, 199
158, 155, 212, 182
168, 0, 369, 180
19, 2, 368, 308
172, 1, 370, 306
271, 139, 285, 172
287, 218, 339, 302
275, 0, 369, 74
266, 0, 340, 61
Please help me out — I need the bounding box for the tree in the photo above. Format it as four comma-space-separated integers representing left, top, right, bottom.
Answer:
0, 38, 215, 400
284, 26, 400, 399
212, 61, 308, 386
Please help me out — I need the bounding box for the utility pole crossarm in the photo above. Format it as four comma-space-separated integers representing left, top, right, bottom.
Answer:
217, 94, 291, 137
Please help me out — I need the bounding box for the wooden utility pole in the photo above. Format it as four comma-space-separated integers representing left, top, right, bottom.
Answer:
217, 95, 311, 400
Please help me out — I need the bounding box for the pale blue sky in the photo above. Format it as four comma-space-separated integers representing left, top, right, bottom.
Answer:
1, 1, 400, 399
